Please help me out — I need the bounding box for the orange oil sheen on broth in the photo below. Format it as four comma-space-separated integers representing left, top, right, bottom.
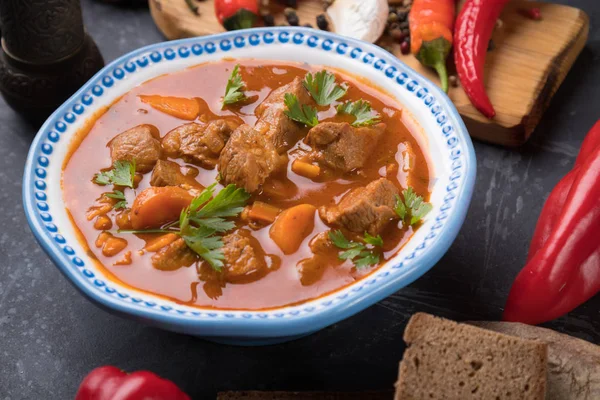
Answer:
62, 59, 431, 310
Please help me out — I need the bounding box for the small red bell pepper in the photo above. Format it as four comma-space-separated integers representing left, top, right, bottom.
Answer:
504, 121, 600, 325
215, 0, 259, 31
454, 0, 510, 118
527, 120, 600, 261
75, 366, 190, 400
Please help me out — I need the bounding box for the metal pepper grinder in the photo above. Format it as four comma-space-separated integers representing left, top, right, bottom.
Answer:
0, 0, 105, 122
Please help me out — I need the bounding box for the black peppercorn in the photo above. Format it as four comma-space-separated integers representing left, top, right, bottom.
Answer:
388, 22, 400, 32
316, 14, 329, 30
280, 0, 297, 8
287, 14, 300, 26
390, 29, 407, 42
397, 11, 408, 22
263, 14, 275, 27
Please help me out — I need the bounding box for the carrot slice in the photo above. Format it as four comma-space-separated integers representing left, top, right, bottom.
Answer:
248, 202, 281, 224
291, 160, 321, 179
139, 95, 200, 120
144, 233, 179, 252
130, 186, 193, 229
270, 204, 316, 254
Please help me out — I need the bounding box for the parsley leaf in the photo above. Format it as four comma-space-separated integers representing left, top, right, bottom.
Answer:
121, 183, 250, 271
328, 230, 383, 269
284, 93, 319, 127
105, 190, 127, 210
303, 70, 347, 106
328, 229, 359, 249
336, 100, 381, 127
395, 187, 433, 225
195, 183, 250, 218
394, 196, 407, 220
354, 251, 380, 269
94, 160, 136, 188
364, 232, 384, 247
222, 64, 246, 106
181, 226, 225, 271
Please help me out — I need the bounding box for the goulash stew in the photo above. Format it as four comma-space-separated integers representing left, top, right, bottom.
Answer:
63, 60, 431, 310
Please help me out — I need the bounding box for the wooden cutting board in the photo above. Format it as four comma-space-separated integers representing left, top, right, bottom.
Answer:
149, 0, 588, 147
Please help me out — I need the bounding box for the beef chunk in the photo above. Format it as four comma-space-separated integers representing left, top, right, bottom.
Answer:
108, 124, 162, 173
150, 160, 201, 190
218, 124, 287, 193
151, 237, 196, 271
222, 229, 266, 283
162, 120, 238, 168
320, 178, 399, 235
306, 122, 386, 172
255, 77, 312, 118
218, 78, 312, 192
254, 77, 314, 151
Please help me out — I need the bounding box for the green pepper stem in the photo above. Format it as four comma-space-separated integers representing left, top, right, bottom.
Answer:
416, 37, 452, 95
434, 62, 449, 94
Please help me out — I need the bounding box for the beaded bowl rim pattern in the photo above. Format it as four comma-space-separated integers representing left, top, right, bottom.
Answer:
23, 27, 476, 339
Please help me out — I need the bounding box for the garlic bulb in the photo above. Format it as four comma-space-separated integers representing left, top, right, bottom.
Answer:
326, 0, 389, 43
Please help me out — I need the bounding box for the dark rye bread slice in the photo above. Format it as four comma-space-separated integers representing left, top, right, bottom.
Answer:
395, 313, 547, 400
217, 391, 392, 400
471, 321, 600, 400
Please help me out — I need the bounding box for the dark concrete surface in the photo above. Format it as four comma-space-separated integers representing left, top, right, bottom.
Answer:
1, 1, 599, 398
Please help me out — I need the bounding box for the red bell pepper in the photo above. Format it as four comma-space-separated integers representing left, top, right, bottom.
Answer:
75, 366, 190, 400
527, 120, 600, 261
215, 0, 259, 31
454, 0, 510, 118
504, 121, 600, 325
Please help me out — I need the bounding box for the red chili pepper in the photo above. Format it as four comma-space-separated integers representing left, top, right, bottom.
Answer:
75, 366, 190, 400
504, 123, 600, 325
527, 120, 600, 261
454, 0, 510, 118
215, 0, 259, 31
409, 0, 456, 93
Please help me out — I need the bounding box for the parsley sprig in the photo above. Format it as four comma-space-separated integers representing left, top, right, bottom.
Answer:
395, 187, 433, 225
222, 64, 246, 106
328, 230, 383, 268
105, 190, 127, 210
122, 183, 250, 271
337, 100, 381, 127
284, 93, 319, 127
303, 70, 347, 106
94, 160, 136, 188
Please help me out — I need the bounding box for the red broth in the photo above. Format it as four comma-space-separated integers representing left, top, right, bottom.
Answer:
62, 60, 431, 310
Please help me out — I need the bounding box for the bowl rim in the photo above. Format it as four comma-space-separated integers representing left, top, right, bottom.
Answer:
23, 27, 476, 338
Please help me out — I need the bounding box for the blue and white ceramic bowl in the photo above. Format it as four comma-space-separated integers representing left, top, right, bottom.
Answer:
23, 28, 476, 345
